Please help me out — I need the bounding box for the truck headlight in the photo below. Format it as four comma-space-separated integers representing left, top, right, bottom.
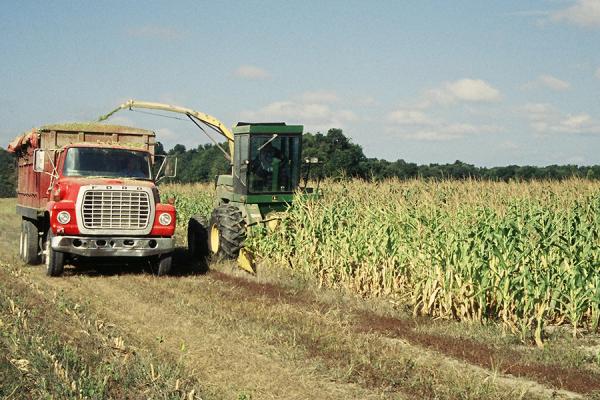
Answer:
158, 212, 172, 226
57, 211, 71, 224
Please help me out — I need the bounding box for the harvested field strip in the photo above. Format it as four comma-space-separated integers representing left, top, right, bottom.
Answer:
356, 313, 600, 394
210, 270, 600, 396
16, 265, 563, 400
0, 264, 207, 399
26, 271, 389, 400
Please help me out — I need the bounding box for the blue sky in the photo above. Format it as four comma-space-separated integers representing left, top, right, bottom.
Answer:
1, 0, 599, 166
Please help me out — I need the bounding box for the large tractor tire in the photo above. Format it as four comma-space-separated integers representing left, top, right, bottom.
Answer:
187, 215, 209, 258
45, 229, 64, 277
208, 204, 246, 260
22, 218, 41, 265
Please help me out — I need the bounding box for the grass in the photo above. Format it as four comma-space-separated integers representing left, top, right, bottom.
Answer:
0, 263, 209, 399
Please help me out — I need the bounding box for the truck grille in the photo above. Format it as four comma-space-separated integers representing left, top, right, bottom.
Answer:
81, 190, 151, 230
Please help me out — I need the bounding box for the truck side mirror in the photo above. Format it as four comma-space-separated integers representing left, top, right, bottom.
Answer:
164, 156, 177, 177
156, 155, 177, 182
33, 149, 45, 172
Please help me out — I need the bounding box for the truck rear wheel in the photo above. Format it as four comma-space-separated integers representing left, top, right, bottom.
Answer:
208, 204, 246, 259
45, 230, 64, 277
22, 219, 41, 265
19, 220, 25, 261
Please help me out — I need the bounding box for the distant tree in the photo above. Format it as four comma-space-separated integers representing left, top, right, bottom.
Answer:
169, 144, 187, 155
303, 129, 367, 178
0, 147, 16, 197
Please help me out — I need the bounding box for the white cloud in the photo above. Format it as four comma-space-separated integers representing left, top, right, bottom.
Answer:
127, 25, 182, 40
420, 78, 501, 107
387, 109, 434, 125
386, 107, 500, 141
300, 90, 339, 103
523, 103, 600, 134
562, 113, 593, 129
523, 103, 554, 115
234, 65, 270, 80
445, 79, 501, 102
359, 96, 377, 106
240, 100, 357, 132
155, 127, 178, 139
385, 80, 504, 141
523, 74, 571, 91
388, 123, 499, 141
551, 0, 600, 28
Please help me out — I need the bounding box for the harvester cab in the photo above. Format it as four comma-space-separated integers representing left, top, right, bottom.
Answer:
219, 123, 305, 217
98, 100, 321, 273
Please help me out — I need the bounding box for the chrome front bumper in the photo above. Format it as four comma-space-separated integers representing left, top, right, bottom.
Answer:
51, 236, 174, 257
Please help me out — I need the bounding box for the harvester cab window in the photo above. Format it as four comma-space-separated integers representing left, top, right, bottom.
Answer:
236, 134, 249, 187
248, 135, 300, 193
63, 147, 151, 180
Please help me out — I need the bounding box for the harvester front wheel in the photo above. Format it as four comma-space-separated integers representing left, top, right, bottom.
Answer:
208, 204, 246, 259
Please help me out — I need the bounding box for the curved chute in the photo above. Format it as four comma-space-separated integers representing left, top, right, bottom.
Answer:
98, 99, 234, 161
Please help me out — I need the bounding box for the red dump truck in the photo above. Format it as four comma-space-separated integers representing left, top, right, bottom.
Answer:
8, 123, 177, 276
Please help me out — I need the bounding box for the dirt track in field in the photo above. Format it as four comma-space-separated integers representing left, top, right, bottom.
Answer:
1, 198, 599, 399
211, 270, 600, 394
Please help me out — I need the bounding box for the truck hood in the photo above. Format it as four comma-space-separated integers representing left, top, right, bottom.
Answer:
57, 177, 156, 189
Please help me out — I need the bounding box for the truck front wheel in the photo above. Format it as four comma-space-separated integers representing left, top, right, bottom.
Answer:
45, 230, 64, 277
154, 254, 172, 276
22, 219, 41, 265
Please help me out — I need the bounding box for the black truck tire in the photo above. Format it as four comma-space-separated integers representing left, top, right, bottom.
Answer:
155, 254, 173, 276
208, 204, 246, 259
188, 215, 209, 258
19, 220, 25, 261
22, 218, 41, 265
45, 230, 64, 277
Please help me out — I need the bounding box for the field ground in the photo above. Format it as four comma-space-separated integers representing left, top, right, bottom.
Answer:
1, 196, 600, 399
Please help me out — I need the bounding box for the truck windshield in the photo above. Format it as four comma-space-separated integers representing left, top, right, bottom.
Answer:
63, 147, 151, 180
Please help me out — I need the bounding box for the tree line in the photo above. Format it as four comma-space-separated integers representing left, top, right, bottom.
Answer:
161, 128, 600, 183
1, 128, 599, 197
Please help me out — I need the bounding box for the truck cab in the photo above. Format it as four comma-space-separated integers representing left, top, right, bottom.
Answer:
8, 123, 177, 276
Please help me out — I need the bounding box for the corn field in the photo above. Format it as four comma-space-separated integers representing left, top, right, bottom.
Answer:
162, 179, 600, 344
